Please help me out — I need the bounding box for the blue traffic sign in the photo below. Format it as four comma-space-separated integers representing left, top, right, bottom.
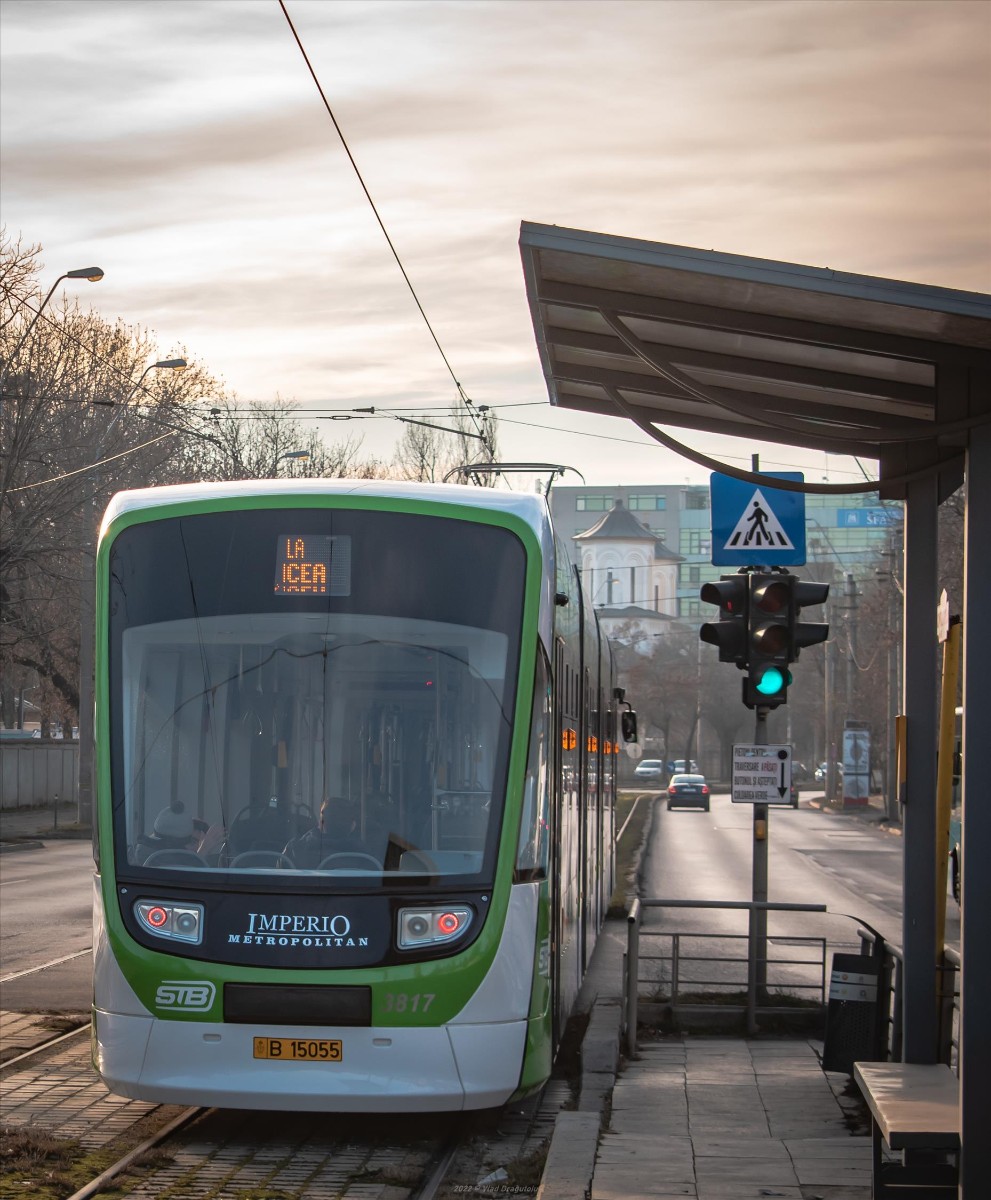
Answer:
710, 472, 806, 566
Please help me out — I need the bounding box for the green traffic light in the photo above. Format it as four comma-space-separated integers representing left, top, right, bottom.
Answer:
755, 666, 786, 696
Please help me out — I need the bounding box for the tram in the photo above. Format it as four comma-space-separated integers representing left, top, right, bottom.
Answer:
92, 480, 632, 1111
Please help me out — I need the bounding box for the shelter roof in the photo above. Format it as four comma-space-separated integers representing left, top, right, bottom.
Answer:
520, 223, 991, 495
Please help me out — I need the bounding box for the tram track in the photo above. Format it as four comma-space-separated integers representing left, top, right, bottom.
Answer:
0, 1019, 91, 1071
57, 1110, 477, 1200
3, 1025, 561, 1199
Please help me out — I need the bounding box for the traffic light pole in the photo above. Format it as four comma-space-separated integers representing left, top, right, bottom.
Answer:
747, 703, 770, 1033
699, 488, 829, 1035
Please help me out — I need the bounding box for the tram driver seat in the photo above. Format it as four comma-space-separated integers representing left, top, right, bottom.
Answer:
226, 802, 291, 857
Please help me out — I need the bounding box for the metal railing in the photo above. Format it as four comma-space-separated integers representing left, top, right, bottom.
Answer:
625, 898, 829, 1053
855, 926, 960, 1073
625, 898, 961, 1070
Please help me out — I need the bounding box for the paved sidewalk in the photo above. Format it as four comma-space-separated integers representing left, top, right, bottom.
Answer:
538, 917, 872, 1200
0, 802, 87, 847
596, 1038, 870, 1199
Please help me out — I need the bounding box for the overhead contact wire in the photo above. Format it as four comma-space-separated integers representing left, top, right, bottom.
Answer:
278, 1, 492, 454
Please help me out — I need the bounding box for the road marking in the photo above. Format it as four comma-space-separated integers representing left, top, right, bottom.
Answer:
0, 878, 31, 886
0, 948, 91, 984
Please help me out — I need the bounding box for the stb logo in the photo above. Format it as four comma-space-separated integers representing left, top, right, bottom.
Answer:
155, 980, 216, 1011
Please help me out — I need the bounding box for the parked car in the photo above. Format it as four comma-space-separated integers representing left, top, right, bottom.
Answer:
667, 773, 710, 812
668, 759, 698, 774
633, 759, 664, 780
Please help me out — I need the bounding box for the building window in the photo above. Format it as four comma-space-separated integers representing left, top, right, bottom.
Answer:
576, 495, 612, 512
628, 495, 666, 511
688, 566, 701, 584
685, 491, 709, 510
680, 530, 711, 556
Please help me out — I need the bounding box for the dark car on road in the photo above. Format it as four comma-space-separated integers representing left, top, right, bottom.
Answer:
667, 773, 710, 812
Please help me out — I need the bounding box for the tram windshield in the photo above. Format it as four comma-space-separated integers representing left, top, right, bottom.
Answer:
107, 507, 526, 888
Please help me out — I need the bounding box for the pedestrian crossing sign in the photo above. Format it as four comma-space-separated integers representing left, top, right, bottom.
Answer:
709, 472, 806, 566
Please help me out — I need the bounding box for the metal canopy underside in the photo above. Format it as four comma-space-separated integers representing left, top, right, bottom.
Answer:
520, 223, 991, 492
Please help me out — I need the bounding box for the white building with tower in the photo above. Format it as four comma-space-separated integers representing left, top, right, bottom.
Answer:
571, 498, 683, 648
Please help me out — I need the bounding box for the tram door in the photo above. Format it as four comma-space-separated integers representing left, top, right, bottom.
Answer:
552, 636, 582, 1041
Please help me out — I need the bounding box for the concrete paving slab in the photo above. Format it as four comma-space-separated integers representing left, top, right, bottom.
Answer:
694, 1158, 799, 1184
696, 1186, 803, 1200
792, 1163, 872, 1186
537, 1110, 602, 1200
593, 1183, 695, 1200
784, 1136, 872, 1159
595, 1131, 693, 1166
691, 1137, 792, 1160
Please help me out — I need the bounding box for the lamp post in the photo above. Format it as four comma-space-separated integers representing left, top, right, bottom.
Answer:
76, 356, 187, 828
123, 357, 187, 406
1, 267, 105, 389
273, 450, 310, 476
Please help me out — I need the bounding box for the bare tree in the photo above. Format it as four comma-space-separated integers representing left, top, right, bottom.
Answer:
1, 242, 221, 723
2, 234, 401, 731
171, 397, 383, 483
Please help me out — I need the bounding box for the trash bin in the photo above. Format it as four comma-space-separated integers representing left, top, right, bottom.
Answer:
822, 952, 881, 1073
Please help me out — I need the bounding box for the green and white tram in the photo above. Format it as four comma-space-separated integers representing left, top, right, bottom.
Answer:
92, 480, 628, 1111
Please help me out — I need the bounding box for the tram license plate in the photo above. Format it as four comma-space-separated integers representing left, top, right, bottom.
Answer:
253, 1037, 342, 1062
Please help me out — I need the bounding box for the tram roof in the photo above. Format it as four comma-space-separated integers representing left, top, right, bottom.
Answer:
102, 479, 553, 542
520, 222, 991, 492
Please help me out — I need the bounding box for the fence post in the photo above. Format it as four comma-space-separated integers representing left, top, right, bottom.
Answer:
746, 903, 758, 1035
626, 899, 640, 1058
671, 933, 680, 1007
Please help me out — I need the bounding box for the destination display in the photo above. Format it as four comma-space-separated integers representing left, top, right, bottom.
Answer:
273, 533, 351, 596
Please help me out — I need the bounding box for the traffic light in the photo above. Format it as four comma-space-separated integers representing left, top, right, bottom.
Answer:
703, 571, 830, 709
745, 572, 792, 707
699, 573, 749, 667
790, 579, 830, 659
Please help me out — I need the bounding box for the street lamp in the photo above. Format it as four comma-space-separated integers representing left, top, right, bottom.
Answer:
273, 450, 310, 476
1, 266, 105, 387
122, 357, 187, 406
76, 355, 187, 827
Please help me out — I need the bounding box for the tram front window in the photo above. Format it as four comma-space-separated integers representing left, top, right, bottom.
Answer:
108, 509, 525, 888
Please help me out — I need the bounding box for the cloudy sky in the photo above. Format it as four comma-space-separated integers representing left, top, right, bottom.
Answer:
2, 0, 989, 486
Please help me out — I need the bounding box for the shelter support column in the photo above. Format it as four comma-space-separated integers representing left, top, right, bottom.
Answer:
901, 473, 938, 1064
960, 418, 991, 1197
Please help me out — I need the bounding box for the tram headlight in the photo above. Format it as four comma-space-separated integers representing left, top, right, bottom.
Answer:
135, 900, 204, 945
397, 906, 472, 950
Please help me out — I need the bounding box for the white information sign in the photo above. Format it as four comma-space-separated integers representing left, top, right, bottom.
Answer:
732, 744, 792, 805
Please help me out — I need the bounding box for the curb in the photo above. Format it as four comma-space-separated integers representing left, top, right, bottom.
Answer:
805, 796, 902, 836
537, 996, 624, 1199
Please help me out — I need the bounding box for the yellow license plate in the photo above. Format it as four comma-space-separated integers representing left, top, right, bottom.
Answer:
253, 1037, 342, 1062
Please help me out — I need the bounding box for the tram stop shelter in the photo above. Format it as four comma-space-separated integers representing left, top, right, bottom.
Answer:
519, 220, 991, 1194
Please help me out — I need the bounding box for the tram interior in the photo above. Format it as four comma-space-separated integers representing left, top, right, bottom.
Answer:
118, 613, 512, 878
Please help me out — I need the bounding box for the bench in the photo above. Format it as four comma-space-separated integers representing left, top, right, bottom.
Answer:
853, 1061, 960, 1199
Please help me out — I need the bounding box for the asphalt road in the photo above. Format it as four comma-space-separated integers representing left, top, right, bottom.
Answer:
0, 841, 94, 1012
637, 788, 959, 997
